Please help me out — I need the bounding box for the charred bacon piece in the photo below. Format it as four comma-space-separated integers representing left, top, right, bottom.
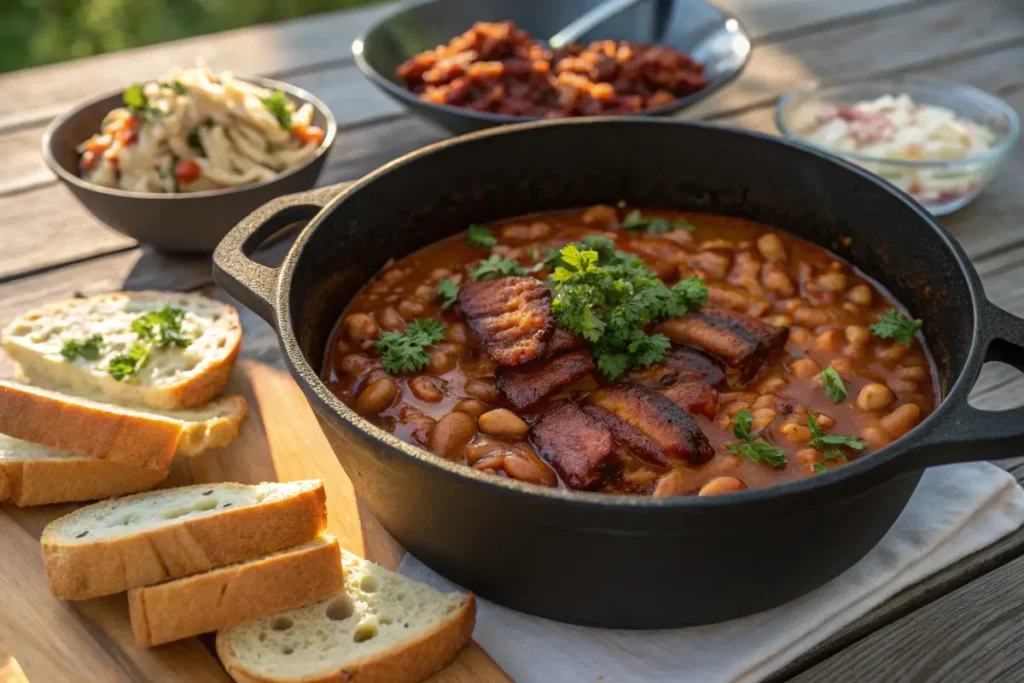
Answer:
458, 276, 554, 366
583, 405, 668, 467
658, 307, 789, 380
589, 384, 713, 465
625, 347, 725, 389
661, 381, 718, 418
540, 326, 584, 358
531, 402, 615, 490
496, 350, 596, 411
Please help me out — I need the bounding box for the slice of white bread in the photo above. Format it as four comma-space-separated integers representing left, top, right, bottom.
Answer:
152, 393, 248, 457
42, 480, 327, 600
216, 550, 476, 683
0, 380, 181, 471
2, 291, 241, 411
0, 434, 168, 507
129, 536, 345, 648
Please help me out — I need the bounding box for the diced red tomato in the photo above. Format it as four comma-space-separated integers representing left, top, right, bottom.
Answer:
81, 150, 98, 170
293, 123, 325, 146
84, 135, 111, 153
116, 115, 140, 145
174, 158, 202, 184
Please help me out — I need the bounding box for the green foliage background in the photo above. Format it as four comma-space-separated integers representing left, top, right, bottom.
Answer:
1, 0, 381, 73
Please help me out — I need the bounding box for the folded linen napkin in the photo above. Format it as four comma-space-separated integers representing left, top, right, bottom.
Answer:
400, 462, 1024, 683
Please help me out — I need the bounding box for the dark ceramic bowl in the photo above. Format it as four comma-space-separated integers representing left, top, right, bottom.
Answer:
353, 0, 752, 134
41, 76, 337, 253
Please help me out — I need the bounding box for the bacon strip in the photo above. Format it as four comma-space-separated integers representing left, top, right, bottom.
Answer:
583, 405, 668, 467
496, 350, 595, 411
625, 347, 725, 389
531, 403, 615, 490
658, 307, 789, 380
660, 381, 718, 418
458, 277, 554, 366
540, 326, 583, 358
589, 384, 713, 465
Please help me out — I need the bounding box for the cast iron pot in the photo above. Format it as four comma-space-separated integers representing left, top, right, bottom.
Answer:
213, 118, 1024, 628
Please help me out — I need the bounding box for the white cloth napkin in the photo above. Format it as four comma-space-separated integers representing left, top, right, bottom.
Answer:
399, 462, 1024, 683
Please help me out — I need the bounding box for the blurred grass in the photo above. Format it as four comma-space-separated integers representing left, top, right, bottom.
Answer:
1, 0, 384, 73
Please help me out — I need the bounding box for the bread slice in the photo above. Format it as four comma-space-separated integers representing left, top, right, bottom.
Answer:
42, 480, 327, 600
129, 536, 345, 647
0, 434, 168, 507
0, 380, 181, 471
2, 291, 241, 411
153, 393, 248, 457
216, 550, 476, 683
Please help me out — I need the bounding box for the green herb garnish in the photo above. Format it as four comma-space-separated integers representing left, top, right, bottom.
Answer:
108, 341, 152, 381
807, 413, 865, 461
159, 80, 186, 95
470, 254, 528, 281
870, 308, 922, 345
187, 129, 205, 156
376, 319, 447, 374
547, 238, 707, 379
131, 306, 192, 348
813, 462, 828, 474
726, 409, 787, 467
466, 224, 498, 249
261, 90, 292, 129
820, 365, 848, 403
436, 279, 460, 310
621, 210, 695, 234
60, 335, 103, 361
123, 84, 148, 111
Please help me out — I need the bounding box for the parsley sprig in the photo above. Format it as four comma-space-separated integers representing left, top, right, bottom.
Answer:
466, 225, 498, 249
470, 254, 529, 281
108, 306, 192, 381
547, 236, 707, 379
261, 90, 292, 130
870, 309, 922, 345
820, 365, 848, 402
807, 413, 865, 462
436, 279, 460, 310
159, 80, 186, 95
726, 408, 786, 467
621, 210, 695, 234
122, 83, 163, 119
60, 335, 103, 361
376, 319, 446, 374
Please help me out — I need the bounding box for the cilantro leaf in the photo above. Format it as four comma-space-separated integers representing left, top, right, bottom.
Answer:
870, 308, 922, 345
123, 84, 148, 111
436, 278, 460, 310
187, 129, 205, 156
261, 90, 292, 130
466, 224, 498, 249
108, 341, 151, 381
159, 80, 186, 95
807, 413, 865, 461
727, 441, 788, 468
733, 407, 754, 442
667, 277, 708, 316
813, 462, 828, 474
376, 319, 446, 374
820, 365, 848, 402
674, 218, 696, 231
470, 254, 528, 281
621, 210, 694, 235
60, 335, 103, 361
131, 306, 191, 348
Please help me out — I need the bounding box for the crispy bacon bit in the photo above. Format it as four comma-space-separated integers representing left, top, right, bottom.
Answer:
661, 381, 718, 418
583, 405, 668, 467
531, 403, 615, 490
625, 347, 725, 388
458, 277, 554, 366
540, 326, 584, 358
589, 384, 713, 465
496, 350, 596, 411
658, 307, 789, 380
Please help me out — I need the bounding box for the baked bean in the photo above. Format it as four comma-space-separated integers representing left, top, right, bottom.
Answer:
778, 422, 812, 443
720, 391, 759, 405
842, 302, 860, 315
376, 306, 405, 333
400, 408, 436, 445
440, 325, 468, 348
478, 409, 529, 438
701, 238, 735, 251
876, 344, 908, 362
880, 403, 921, 438
429, 412, 477, 459
698, 476, 746, 496
845, 325, 871, 345
340, 353, 374, 375
582, 204, 618, 225
381, 267, 405, 284
842, 342, 867, 358
748, 300, 771, 318
789, 358, 820, 379
413, 284, 435, 301
788, 327, 811, 345
623, 469, 660, 486
344, 313, 379, 348
356, 378, 398, 415
861, 426, 891, 449
653, 471, 688, 498
503, 221, 552, 243
888, 377, 918, 395
714, 414, 732, 431
794, 307, 831, 327
815, 329, 842, 352
453, 399, 488, 418
725, 402, 751, 417
756, 233, 786, 261
755, 376, 789, 394
707, 286, 750, 311
687, 251, 730, 280
753, 394, 780, 410
409, 375, 444, 402
848, 284, 872, 305
466, 440, 500, 464
764, 314, 792, 328
503, 453, 556, 486
464, 378, 500, 403
474, 456, 506, 472
856, 383, 895, 411
796, 448, 822, 466
397, 300, 425, 318
428, 350, 455, 374
430, 267, 453, 281
763, 267, 795, 296
816, 271, 847, 291
897, 366, 928, 381
752, 408, 777, 431
781, 299, 803, 314
814, 413, 836, 429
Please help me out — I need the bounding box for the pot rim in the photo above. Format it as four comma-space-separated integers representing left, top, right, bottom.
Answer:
272, 117, 986, 511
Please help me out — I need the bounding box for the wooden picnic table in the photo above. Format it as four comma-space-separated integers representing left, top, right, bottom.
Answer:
1, 0, 1023, 680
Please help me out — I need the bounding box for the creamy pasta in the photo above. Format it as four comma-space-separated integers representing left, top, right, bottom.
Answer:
78, 66, 326, 193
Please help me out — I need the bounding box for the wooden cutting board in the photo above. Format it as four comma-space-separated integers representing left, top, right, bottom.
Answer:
0, 301, 511, 683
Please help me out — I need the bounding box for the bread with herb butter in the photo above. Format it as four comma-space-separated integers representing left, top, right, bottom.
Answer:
42, 479, 327, 600
216, 550, 476, 683
129, 535, 344, 647
1, 291, 241, 411
0, 434, 168, 507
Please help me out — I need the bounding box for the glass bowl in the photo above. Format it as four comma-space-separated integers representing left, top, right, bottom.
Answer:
775, 74, 1019, 216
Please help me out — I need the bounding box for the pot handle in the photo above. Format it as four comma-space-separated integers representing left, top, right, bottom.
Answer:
895, 300, 1024, 471
212, 183, 350, 327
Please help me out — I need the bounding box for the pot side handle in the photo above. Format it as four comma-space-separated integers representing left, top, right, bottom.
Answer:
898, 301, 1024, 470
212, 184, 350, 327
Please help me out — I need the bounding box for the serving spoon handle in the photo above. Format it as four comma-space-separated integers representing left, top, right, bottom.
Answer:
548, 0, 648, 49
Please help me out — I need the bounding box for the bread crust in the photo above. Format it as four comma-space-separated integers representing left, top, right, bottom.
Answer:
129, 537, 344, 647
216, 594, 477, 683
42, 481, 328, 600
0, 456, 167, 507
1, 291, 242, 411
0, 380, 180, 471
174, 394, 249, 456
